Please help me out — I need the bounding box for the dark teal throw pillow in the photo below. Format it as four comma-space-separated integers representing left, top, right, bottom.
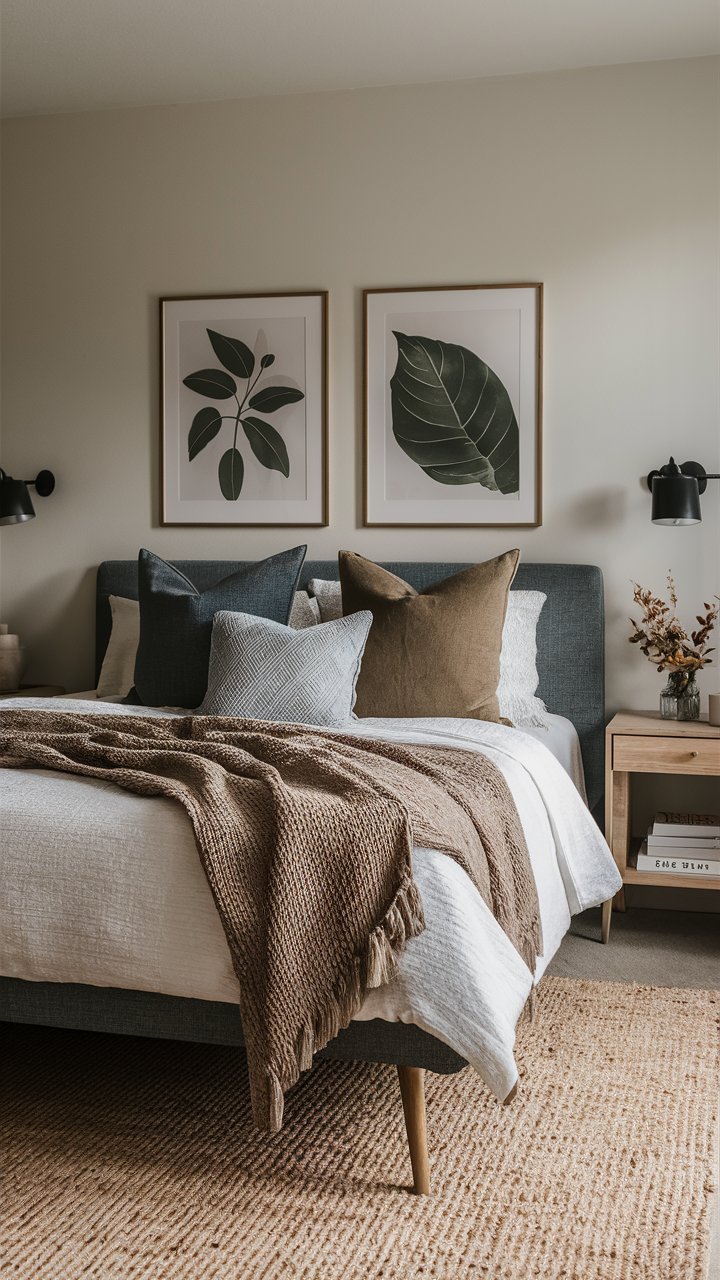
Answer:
132, 545, 306, 707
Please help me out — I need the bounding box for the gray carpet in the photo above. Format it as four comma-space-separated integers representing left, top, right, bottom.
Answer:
549, 905, 720, 990
550, 907, 720, 1280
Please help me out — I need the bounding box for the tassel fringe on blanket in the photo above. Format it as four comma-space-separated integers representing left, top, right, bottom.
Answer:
266, 873, 426, 1132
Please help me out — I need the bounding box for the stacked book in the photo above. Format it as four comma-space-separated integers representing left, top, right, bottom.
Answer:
636, 812, 720, 877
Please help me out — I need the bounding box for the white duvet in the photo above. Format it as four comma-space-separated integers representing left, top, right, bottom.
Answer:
0, 699, 621, 1102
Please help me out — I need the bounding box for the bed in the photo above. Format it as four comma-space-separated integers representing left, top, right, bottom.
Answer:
0, 558, 619, 1194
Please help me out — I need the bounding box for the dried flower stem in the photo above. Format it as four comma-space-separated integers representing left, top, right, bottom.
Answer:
628, 573, 718, 677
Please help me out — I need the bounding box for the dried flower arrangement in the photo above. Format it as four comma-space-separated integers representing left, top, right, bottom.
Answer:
629, 573, 719, 693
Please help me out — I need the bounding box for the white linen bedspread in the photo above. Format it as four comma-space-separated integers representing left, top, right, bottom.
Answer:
0, 699, 621, 1102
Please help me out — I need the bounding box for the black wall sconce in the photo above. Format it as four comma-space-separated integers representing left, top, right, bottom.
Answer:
647, 458, 720, 525
0, 469, 56, 526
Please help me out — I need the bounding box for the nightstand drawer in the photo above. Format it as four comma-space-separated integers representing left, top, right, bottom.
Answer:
613, 735, 720, 775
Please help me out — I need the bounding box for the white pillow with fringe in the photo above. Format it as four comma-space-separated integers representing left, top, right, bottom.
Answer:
497, 590, 549, 728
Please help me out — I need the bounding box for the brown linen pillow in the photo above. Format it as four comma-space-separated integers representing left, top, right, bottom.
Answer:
339, 549, 520, 721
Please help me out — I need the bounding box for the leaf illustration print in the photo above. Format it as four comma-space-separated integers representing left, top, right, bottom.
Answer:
183, 328, 304, 499
390, 332, 519, 493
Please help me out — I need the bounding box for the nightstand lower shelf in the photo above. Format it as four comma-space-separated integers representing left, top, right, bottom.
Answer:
622, 836, 720, 892
603, 711, 720, 943
622, 867, 720, 891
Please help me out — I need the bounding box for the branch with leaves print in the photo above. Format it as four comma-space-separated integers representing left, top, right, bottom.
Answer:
183, 329, 304, 500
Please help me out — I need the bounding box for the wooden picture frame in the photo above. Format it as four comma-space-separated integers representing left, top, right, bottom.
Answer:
161, 292, 328, 526
364, 283, 542, 527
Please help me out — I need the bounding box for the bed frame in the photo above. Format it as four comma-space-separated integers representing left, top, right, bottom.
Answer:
0, 558, 604, 1194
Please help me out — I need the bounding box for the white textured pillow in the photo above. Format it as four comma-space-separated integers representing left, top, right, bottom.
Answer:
307, 578, 549, 727
96, 595, 140, 699
497, 591, 549, 728
199, 609, 373, 725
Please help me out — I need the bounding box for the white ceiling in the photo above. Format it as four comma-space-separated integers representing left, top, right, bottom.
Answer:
2, 0, 719, 119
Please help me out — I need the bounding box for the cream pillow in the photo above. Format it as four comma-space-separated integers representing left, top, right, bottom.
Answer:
96, 595, 140, 699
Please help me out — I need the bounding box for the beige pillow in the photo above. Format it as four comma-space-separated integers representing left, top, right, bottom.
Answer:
307, 578, 343, 622
338, 549, 520, 721
96, 595, 140, 699
288, 590, 321, 628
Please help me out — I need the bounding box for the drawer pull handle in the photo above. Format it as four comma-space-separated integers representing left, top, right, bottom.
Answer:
689, 750, 698, 758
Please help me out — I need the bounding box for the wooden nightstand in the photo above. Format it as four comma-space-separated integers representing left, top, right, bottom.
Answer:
0, 685, 65, 700
603, 712, 720, 942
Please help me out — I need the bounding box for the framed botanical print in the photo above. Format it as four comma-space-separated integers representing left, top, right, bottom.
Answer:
364, 283, 542, 527
161, 292, 328, 526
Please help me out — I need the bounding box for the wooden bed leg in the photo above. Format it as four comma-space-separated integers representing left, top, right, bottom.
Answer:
601, 898, 612, 944
396, 1065, 430, 1195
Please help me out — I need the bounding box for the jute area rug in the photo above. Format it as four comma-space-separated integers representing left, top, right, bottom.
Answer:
2, 978, 718, 1280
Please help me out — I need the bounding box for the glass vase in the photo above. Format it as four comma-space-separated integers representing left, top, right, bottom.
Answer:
660, 671, 700, 721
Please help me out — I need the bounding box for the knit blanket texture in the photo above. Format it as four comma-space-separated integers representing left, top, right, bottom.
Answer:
0, 710, 541, 1130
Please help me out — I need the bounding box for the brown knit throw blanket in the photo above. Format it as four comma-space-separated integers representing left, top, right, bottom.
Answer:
0, 710, 541, 1130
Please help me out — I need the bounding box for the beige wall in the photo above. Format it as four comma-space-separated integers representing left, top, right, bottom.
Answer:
1, 57, 719, 702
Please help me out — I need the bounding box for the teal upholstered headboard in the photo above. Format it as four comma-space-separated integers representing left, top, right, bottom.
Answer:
96, 559, 604, 812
